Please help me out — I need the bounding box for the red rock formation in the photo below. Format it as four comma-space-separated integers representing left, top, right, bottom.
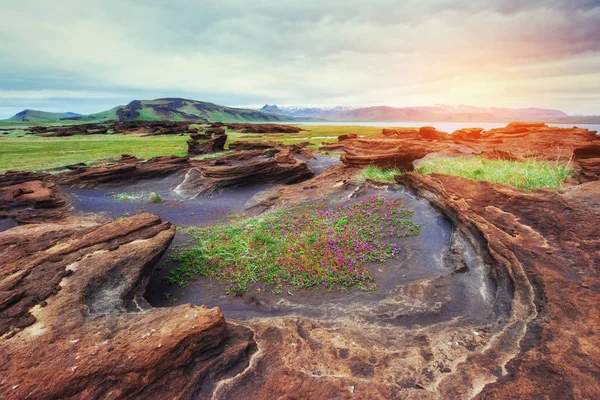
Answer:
0, 171, 69, 223
341, 123, 599, 169
179, 150, 314, 196
573, 144, 600, 183
0, 214, 255, 399
218, 123, 303, 134
187, 132, 227, 156
320, 133, 358, 151
395, 173, 600, 399
57, 155, 191, 187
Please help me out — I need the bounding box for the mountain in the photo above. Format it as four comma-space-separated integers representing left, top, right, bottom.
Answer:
6, 99, 297, 123
260, 104, 596, 123
6, 110, 81, 122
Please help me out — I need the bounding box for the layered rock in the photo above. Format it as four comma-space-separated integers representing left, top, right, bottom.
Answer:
187, 132, 227, 156
0, 214, 255, 399
220, 173, 600, 399
215, 123, 303, 134
573, 144, 600, 183
320, 133, 358, 151
341, 123, 599, 169
178, 149, 314, 196
57, 155, 191, 188
0, 171, 69, 223
395, 173, 600, 399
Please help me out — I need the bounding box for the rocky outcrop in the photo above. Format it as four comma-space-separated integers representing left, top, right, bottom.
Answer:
0, 171, 69, 223
57, 155, 191, 188
0, 213, 255, 399
228, 140, 314, 159
178, 149, 314, 196
395, 173, 600, 399
320, 133, 358, 151
341, 138, 451, 169
215, 123, 303, 134
573, 144, 600, 183
341, 123, 599, 168
187, 132, 227, 156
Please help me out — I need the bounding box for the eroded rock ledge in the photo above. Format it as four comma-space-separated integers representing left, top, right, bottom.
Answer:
0, 214, 255, 399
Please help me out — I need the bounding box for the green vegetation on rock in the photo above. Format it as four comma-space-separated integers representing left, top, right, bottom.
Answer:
415, 156, 573, 190
362, 166, 404, 182
168, 195, 419, 293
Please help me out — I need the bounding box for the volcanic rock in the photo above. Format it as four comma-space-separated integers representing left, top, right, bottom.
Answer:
0, 171, 69, 223
0, 213, 255, 398
178, 149, 314, 196
57, 155, 191, 188
218, 123, 303, 134
395, 173, 600, 399
187, 132, 227, 156
573, 144, 600, 183
341, 122, 599, 168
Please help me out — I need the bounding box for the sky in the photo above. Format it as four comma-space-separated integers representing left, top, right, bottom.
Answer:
0, 0, 599, 118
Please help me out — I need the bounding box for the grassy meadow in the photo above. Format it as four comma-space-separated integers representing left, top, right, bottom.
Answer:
0, 124, 384, 172
416, 157, 573, 190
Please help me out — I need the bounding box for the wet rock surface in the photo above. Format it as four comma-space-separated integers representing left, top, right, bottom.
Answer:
0, 214, 255, 399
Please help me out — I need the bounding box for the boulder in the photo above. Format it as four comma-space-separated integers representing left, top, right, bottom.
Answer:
187, 133, 227, 156
0, 214, 255, 398
57, 156, 191, 188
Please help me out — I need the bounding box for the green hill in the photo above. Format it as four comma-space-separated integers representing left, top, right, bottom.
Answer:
7, 98, 298, 123
6, 110, 81, 122
5, 98, 298, 123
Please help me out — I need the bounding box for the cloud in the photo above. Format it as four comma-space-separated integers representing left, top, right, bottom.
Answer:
0, 0, 598, 117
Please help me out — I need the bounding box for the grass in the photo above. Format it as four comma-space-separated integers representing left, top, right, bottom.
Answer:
0, 134, 187, 172
415, 156, 573, 190
148, 192, 163, 203
362, 166, 404, 182
112, 192, 146, 201
0, 125, 386, 172
190, 150, 235, 160
168, 195, 420, 294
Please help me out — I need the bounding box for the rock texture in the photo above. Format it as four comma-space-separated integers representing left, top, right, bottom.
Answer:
341, 123, 599, 170
215, 173, 600, 399
573, 144, 600, 183
178, 148, 314, 196
0, 214, 255, 399
187, 132, 227, 156
0, 171, 69, 223
396, 173, 600, 399
216, 123, 303, 134
57, 155, 191, 188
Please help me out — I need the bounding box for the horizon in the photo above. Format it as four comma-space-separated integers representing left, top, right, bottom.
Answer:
1, 1, 599, 118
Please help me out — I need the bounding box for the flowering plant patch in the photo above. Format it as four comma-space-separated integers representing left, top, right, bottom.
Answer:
168, 195, 420, 293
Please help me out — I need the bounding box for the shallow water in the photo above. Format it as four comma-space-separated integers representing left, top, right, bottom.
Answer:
64, 155, 340, 226
0, 218, 17, 232
144, 188, 498, 327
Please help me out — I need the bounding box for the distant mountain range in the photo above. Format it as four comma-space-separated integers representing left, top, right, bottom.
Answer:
5, 98, 297, 123
260, 104, 600, 124
5, 98, 599, 124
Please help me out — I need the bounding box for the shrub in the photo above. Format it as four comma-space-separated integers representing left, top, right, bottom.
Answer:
148, 192, 163, 203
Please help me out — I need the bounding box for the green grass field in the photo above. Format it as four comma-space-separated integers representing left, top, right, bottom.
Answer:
415, 156, 573, 190
0, 125, 384, 172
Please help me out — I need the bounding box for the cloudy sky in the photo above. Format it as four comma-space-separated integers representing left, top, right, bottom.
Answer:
0, 0, 599, 118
